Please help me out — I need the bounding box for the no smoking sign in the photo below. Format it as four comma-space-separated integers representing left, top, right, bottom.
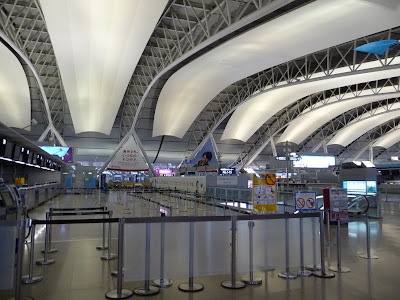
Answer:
295, 192, 317, 211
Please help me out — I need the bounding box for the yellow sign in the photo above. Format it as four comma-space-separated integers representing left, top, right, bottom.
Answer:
252, 174, 277, 213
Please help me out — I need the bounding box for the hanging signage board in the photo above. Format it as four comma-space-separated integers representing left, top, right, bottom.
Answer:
107, 135, 149, 172
294, 192, 316, 211
329, 188, 348, 221
252, 174, 277, 213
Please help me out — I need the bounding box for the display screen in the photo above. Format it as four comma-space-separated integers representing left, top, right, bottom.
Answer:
366, 181, 377, 194
293, 155, 336, 168
40, 146, 73, 163
342, 181, 377, 195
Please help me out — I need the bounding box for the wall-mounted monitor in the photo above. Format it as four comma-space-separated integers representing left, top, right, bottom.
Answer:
39, 146, 73, 163
293, 155, 336, 168
343, 180, 377, 195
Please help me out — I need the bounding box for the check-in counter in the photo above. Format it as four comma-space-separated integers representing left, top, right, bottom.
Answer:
18, 183, 60, 210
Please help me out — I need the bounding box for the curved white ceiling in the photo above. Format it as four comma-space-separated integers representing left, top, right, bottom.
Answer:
328, 103, 400, 147
373, 129, 400, 149
223, 62, 400, 141
278, 89, 400, 145
0, 42, 30, 129
153, 0, 400, 138
40, 0, 168, 134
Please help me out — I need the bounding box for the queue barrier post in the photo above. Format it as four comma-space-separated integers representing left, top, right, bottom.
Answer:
313, 211, 335, 278
97, 207, 109, 250
221, 216, 246, 289
329, 219, 350, 273
101, 211, 117, 261
105, 218, 133, 299
153, 214, 172, 288
278, 218, 298, 279
36, 212, 55, 266
134, 223, 160, 296
178, 222, 204, 292
242, 221, 262, 285
359, 217, 379, 259
296, 217, 312, 277
22, 222, 43, 284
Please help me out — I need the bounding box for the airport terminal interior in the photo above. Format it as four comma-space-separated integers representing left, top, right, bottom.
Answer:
1, 0, 400, 299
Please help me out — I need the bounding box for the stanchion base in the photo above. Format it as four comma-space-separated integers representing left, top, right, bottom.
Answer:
242, 275, 262, 285
36, 259, 55, 265
96, 245, 109, 250
41, 249, 58, 254
221, 280, 246, 289
178, 282, 204, 292
329, 266, 350, 273
359, 254, 379, 259
278, 271, 298, 280
22, 275, 43, 284
152, 279, 173, 288
105, 289, 133, 299
133, 286, 160, 296
312, 270, 335, 278
101, 254, 117, 260
111, 270, 124, 277
305, 265, 321, 271
297, 270, 312, 277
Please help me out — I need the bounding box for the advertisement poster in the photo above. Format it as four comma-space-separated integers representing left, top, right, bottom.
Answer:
107, 135, 149, 171
191, 139, 218, 167
253, 174, 277, 213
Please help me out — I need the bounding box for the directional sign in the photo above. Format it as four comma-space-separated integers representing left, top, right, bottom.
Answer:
295, 192, 317, 211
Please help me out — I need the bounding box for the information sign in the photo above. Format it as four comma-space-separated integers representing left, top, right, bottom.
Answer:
329, 188, 348, 221
253, 174, 277, 213
294, 192, 316, 211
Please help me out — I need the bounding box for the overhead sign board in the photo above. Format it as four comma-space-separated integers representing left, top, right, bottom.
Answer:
275, 156, 301, 161
252, 174, 277, 213
294, 192, 316, 211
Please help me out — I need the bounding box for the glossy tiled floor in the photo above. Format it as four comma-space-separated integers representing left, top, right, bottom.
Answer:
1, 191, 400, 300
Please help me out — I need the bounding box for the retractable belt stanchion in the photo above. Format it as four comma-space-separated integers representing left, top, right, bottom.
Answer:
179, 222, 204, 292
101, 211, 117, 260
97, 207, 109, 250
278, 218, 298, 279
306, 217, 321, 272
242, 221, 262, 285
329, 219, 350, 273
36, 212, 55, 266
105, 218, 133, 299
134, 223, 160, 296
360, 217, 379, 259
313, 211, 335, 278
296, 217, 312, 277
41, 208, 57, 253
9, 219, 34, 300
153, 214, 172, 288
222, 216, 246, 289
326, 209, 334, 247
22, 222, 43, 284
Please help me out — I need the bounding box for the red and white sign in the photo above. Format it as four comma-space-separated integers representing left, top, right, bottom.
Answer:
107, 135, 149, 171
295, 192, 316, 211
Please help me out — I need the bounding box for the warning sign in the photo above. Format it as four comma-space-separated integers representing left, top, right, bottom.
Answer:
265, 174, 276, 185
295, 192, 316, 211
253, 174, 277, 213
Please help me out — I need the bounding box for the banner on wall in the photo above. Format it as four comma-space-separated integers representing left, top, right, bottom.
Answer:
153, 176, 206, 195
252, 174, 277, 213
107, 135, 149, 172
191, 139, 218, 167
